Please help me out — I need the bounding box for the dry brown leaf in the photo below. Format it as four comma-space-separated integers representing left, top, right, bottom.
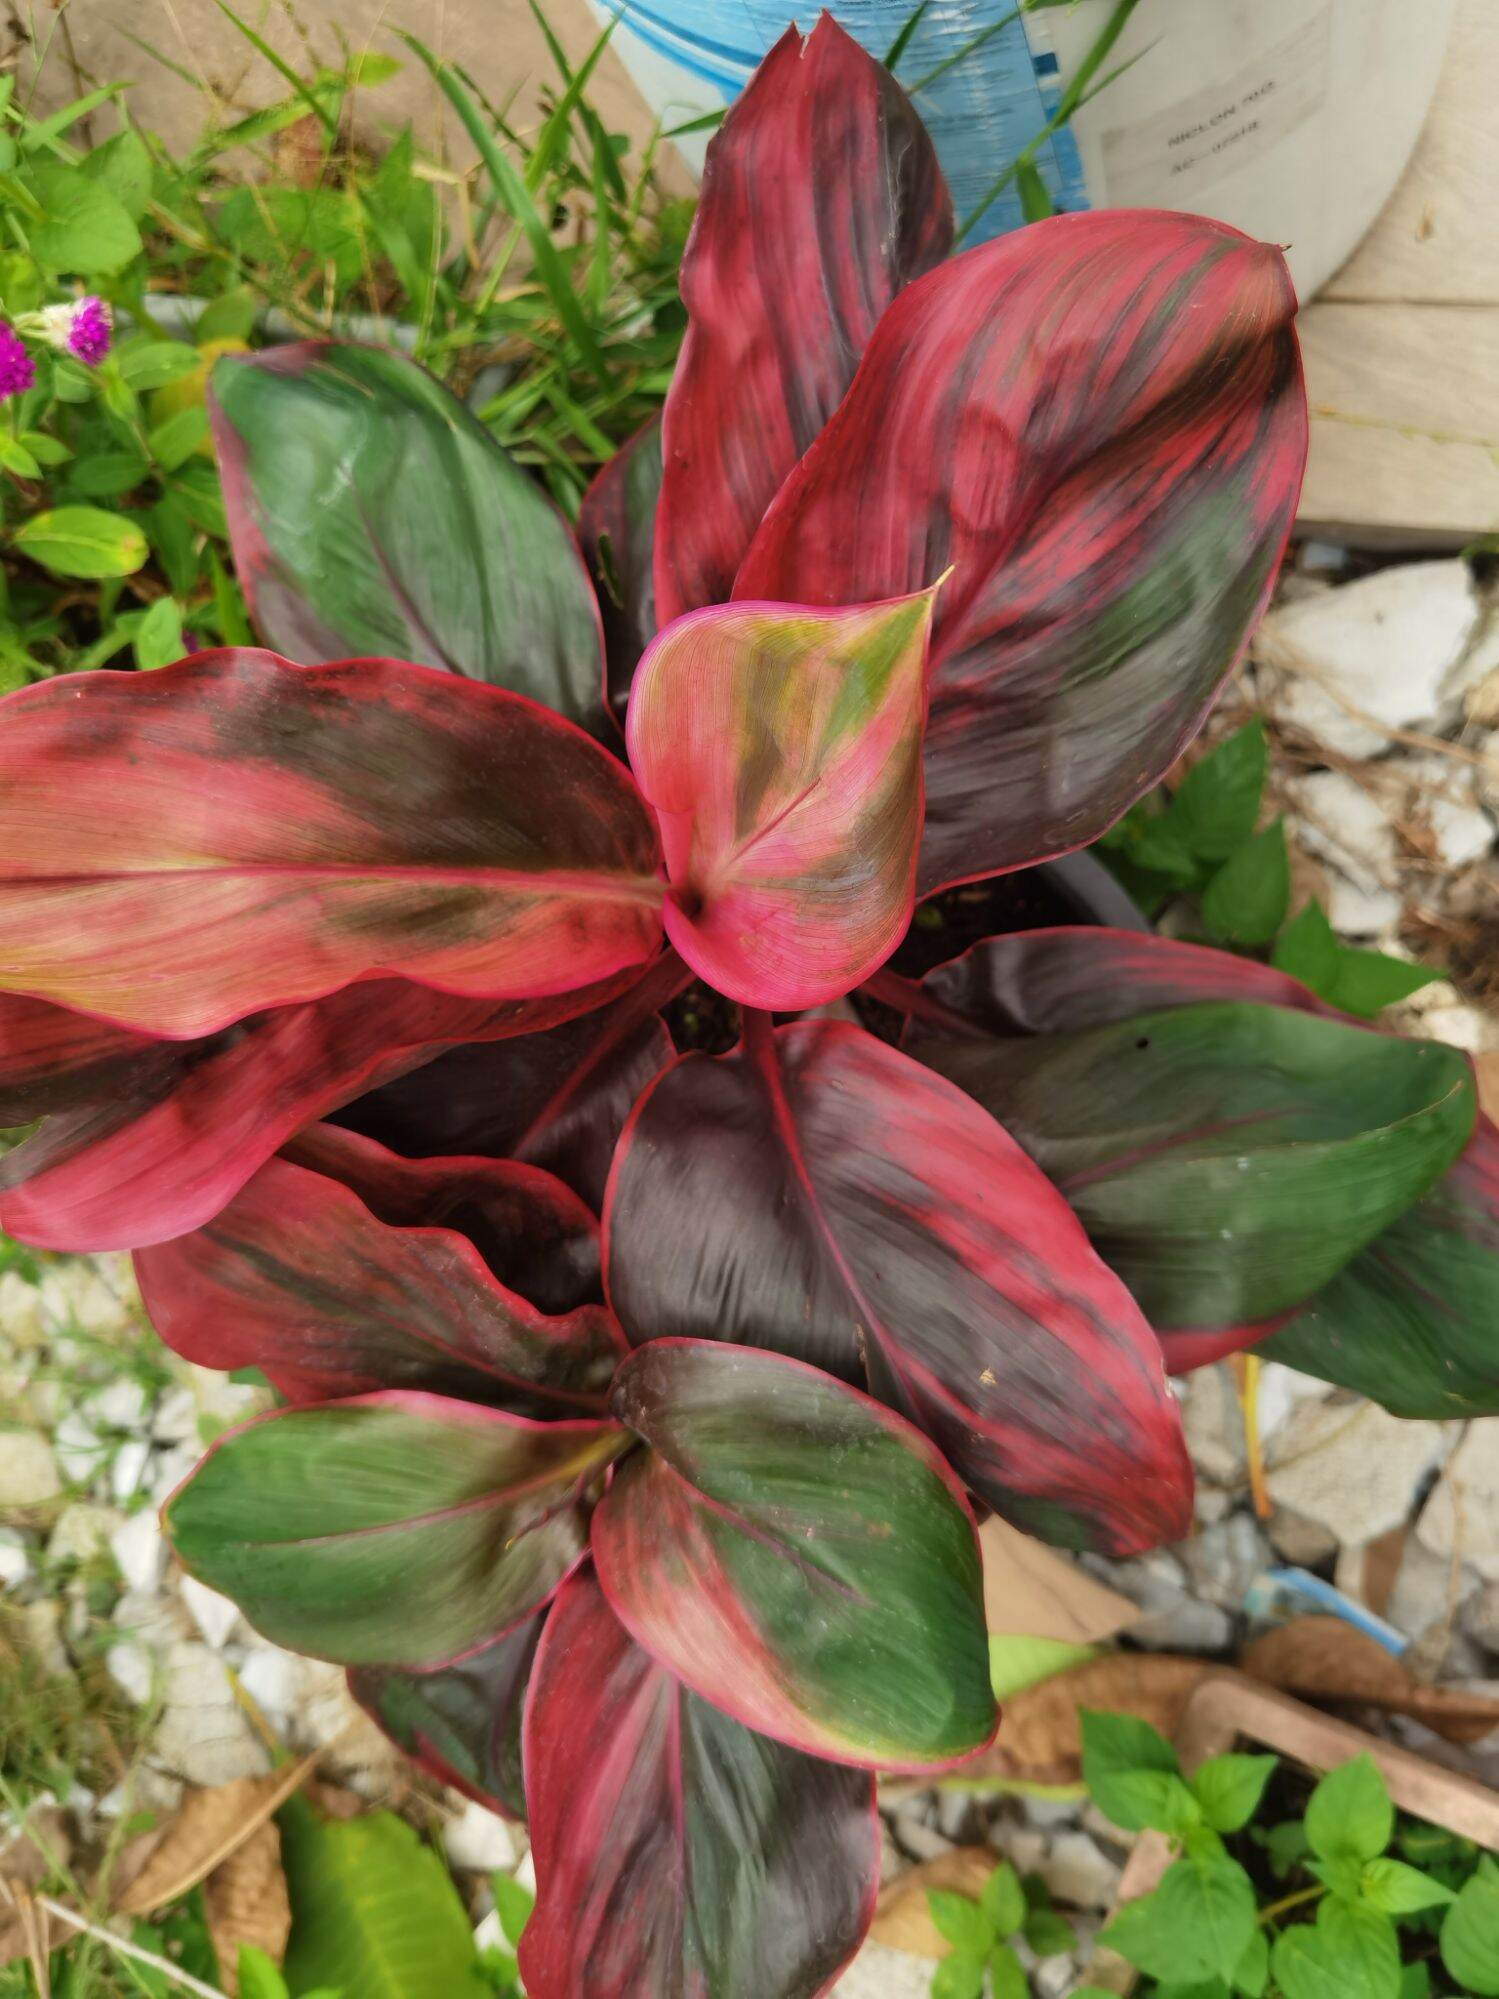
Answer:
115, 1753, 317, 1916
1475, 1051, 1499, 1123
871, 1848, 995, 1957
1242, 1616, 1499, 1745
204, 1819, 290, 1997
971, 1653, 1210, 1784
980, 1516, 1136, 1644
1, 1809, 71, 1971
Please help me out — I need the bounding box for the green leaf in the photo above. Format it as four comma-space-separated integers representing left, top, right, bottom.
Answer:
1259, 1818, 1312, 1878
1273, 1911, 1399, 1999
492, 1873, 533, 1951
1311, 1854, 1369, 1903
82, 127, 154, 220
1305, 1755, 1393, 1865
989, 1942, 1029, 1999
1016, 159, 1057, 223
1325, 949, 1444, 1020
118, 341, 202, 391
1233, 1927, 1270, 1999
1359, 1856, 1456, 1915
988, 1633, 1098, 1699
1174, 720, 1268, 861
24, 159, 142, 273
133, 594, 185, 672
1022, 1907, 1076, 1957
165, 1398, 625, 1667
1201, 818, 1290, 947
1273, 899, 1342, 993
979, 1862, 1027, 1943
1319, 1899, 1402, 1999
932, 1956, 986, 1999
149, 404, 210, 471
1400, 1967, 1431, 1999
1100, 1888, 1182, 1979
279, 1802, 490, 1999
1192, 1753, 1277, 1834
195, 286, 260, 344
0, 434, 41, 479
237, 1945, 292, 1999
928, 1891, 995, 1956
65, 447, 150, 498
17, 429, 71, 467
1080, 1708, 1181, 1830
1441, 1857, 1499, 1995
1152, 1849, 1257, 1985
11, 505, 147, 578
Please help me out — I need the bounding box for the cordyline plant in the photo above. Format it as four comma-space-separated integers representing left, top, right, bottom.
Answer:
0, 18, 1494, 1997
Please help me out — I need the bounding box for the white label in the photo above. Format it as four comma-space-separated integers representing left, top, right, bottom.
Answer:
1101, 11, 1332, 206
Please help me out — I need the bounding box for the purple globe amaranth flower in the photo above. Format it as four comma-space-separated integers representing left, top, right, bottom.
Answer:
66, 296, 113, 367
0, 322, 36, 401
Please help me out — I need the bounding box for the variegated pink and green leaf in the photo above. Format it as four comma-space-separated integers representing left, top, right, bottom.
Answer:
734, 210, 1307, 894
282, 1122, 601, 1314
0, 649, 663, 1037
604, 1017, 1191, 1553
164, 1391, 626, 1666
654, 13, 950, 627
521, 1566, 877, 1999
134, 1153, 625, 1408
349, 1607, 544, 1821
590, 1339, 997, 1770
0, 971, 647, 1253
209, 342, 610, 734
923, 999, 1474, 1330
626, 593, 936, 1008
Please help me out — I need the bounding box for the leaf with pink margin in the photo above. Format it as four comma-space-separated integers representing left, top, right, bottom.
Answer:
578, 414, 662, 727
0, 649, 663, 1036
135, 1153, 626, 1410
654, 13, 950, 627
0, 969, 646, 1253
283, 1122, 601, 1314
334, 968, 679, 1213
626, 592, 936, 1009
349, 1608, 544, 1821
520, 1566, 878, 1999
604, 1018, 1190, 1554
734, 210, 1307, 894
591, 1339, 997, 1770
164, 1390, 627, 1667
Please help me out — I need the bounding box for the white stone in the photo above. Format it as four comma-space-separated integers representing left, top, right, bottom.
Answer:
513, 1848, 537, 1894
833, 1942, 932, 1999
1418, 1421, 1499, 1580
109, 1510, 164, 1594
110, 1441, 152, 1504
150, 1444, 200, 1507
1042, 1831, 1121, 1911
46, 1502, 123, 1567
1257, 1363, 1332, 1446
0, 1429, 62, 1506
238, 1645, 307, 1724
1465, 1581, 1499, 1653
19, 1598, 70, 1676
96, 1767, 183, 1820
84, 1378, 152, 1434
107, 1641, 156, 1705
1267, 1400, 1450, 1547
1396, 753, 1495, 868
1286, 770, 1398, 893
179, 1574, 242, 1650
1180, 1367, 1246, 1489
1325, 878, 1404, 939
37, 1261, 133, 1339
891, 1809, 952, 1863
153, 1641, 269, 1785
151, 1385, 199, 1444
1383, 1537, 1481, 1641
1450, 611, 1499, 720
1268, 1507, 1340, 1570
1131, 1597, 1233, 1653
999, 1828, 1049, 1876
0, 1528, 33, 1589
113, 1583, 191, 1649
52, 1410, 106, 1486
443, 1799, 518, 1874
1179, 1513, 1270, 1611
1259, 561, 1479, 758
0, 1271, 45, 1348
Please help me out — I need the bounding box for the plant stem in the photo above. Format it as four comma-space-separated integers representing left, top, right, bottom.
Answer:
1256, 1882, 1325, 1927
860, 965, 973, 1035
1233, 1351, 1273, 1520
36, 1897, 229, 1997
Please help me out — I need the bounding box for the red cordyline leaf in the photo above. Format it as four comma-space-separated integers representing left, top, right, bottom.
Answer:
282, 1123, 602, 1315
0, 649, 663, 1036
135, 1152, 625, 1410
335, 962, 682, 1214
627, 591, 937, 1009
349, 1607, 544, 1822
520, 1566, 878, 1999
654, 13, 951, 629
165, 1390, 627, 1667
0, 970, 646, 1253
578, 413, 663, 727
604, 1017, 1191, 1554
734, 209, 1307, 895
591, 1340, 998, 1770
